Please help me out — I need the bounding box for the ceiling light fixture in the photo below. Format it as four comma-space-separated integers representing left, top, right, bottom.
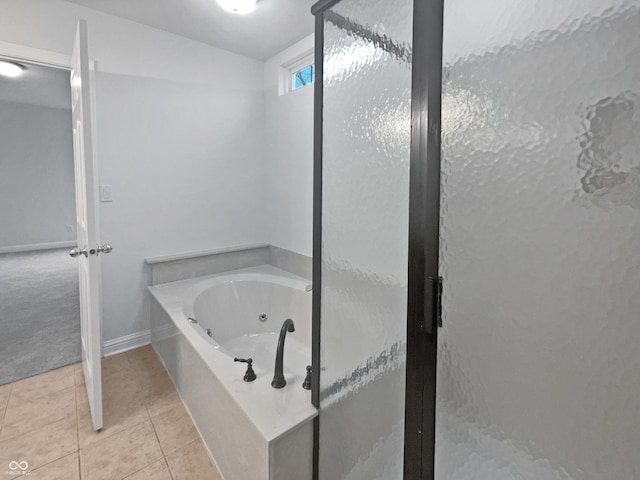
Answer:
0, 61, 24, 78
216, 0, 257, 15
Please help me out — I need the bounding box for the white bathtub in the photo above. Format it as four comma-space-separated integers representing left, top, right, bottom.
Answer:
148, 265, 317, 480
187, 275, 312, 377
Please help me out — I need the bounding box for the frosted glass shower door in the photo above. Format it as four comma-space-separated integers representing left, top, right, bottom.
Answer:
437, 1, 640, 479
316, 0, 415, 478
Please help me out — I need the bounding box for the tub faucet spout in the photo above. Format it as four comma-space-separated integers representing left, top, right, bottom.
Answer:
271, 319, 295, 389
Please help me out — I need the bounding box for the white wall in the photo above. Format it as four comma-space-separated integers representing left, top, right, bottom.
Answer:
263, 35, 315, 257
0, 101, 76, 249
0, 0, 266, 343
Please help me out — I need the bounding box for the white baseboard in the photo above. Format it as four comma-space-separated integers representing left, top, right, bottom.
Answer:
103, 330, 151, 357
0, 241, 76, 255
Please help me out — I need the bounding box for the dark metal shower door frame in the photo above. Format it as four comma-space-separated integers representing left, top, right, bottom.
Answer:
310, 0, 444, 478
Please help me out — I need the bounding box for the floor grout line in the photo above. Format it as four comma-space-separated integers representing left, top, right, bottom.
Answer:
3, 417, 80, 474
110, 351, 165, 480
128, 348, 177, 480
0, 384, 12, 438
164, 456, 176, 480
79, 417, 155, 465
149, 413, 167, 453
119, 456, 166, 480
126, 351, 165, 419
4, 366, 76, 401
0, 392, 77, 443
28, 451, 78, 475
135, 348, 222, 478
131, 352, 169, 458
1, 410, 77, 438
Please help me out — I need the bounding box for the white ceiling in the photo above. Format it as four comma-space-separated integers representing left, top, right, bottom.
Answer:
66, 0, 316, 60
0, 61, 71, 110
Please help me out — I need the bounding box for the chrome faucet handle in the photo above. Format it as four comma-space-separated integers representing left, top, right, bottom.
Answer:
302, 365, 312, 390
234, 358, 256, 382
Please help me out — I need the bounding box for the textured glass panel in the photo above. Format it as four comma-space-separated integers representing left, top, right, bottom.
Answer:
318, 0, 413, 478
438, 1, 640, 479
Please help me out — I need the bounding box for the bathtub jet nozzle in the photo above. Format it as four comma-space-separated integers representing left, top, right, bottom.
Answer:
271, 319, 295, 389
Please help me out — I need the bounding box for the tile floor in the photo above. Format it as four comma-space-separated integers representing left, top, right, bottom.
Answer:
0, 345, 222, 479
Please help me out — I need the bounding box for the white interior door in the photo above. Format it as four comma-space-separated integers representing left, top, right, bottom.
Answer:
70, 19, 102, 431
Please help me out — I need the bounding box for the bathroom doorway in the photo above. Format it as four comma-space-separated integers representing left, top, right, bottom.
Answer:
0, 60, 81, 385
0, 29, 106, 430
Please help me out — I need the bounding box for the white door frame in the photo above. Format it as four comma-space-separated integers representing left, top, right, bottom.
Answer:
0, 40, 71, 71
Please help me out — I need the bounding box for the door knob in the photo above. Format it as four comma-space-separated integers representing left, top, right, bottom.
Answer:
69, 246, 88, 258
97, 244, 112, 255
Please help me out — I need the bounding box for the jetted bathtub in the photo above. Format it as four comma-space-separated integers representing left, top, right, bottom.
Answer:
148, 265, 317, 480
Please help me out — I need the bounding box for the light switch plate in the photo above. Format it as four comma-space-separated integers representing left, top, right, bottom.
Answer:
100, 185, 113, 202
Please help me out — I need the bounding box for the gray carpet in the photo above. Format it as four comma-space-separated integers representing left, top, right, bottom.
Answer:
0, 248, 81, 385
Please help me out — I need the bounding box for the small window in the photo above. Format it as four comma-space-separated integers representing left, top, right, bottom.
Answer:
279, 50, 314, 95
292, 64, 315, 90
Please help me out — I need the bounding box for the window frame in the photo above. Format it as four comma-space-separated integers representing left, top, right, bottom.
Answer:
279, 49, 315, 95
